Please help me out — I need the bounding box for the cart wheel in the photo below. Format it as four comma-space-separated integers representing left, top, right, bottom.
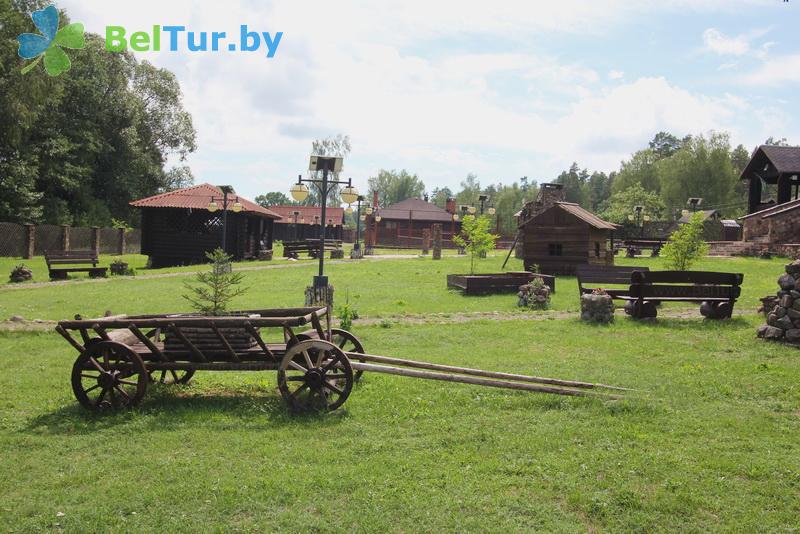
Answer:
330, 329, 366, 382
149, 369, 195, 385
277, 340, 353, 412
71, 341, 148, 411
295, 329, 367, 381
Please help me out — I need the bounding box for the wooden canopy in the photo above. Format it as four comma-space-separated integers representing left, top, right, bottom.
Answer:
740, 145, 800, 213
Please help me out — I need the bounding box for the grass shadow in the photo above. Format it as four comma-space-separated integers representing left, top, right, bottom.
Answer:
22, 386, 349, 436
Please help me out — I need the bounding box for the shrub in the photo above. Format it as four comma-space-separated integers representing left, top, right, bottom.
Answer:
336, 293, 360, 331
183, 248, 246, 315
453, 215, 499, 274
661, 212, 709, 270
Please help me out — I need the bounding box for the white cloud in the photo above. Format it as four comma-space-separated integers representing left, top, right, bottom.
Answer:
746, 54, 800, 85
53, 0, 790, 196
702, 28, 750, 55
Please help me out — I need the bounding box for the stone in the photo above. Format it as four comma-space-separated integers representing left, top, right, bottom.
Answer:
786, 260, 800, 276
757, 324, 769, 338
786, 329, 800, 342
794, 299, 800, 311
791, 290, 800, 300
767, 313, 778, 327
762, 325, 785, 339
778, 274, 796, 290
787, 308, 800, 320
580, 292, 614, 323
777, 315, 794, 330
775, 306, 787, 318
9, 315, 24, 322
780, 295, 794, 308
796, 278, 800, 291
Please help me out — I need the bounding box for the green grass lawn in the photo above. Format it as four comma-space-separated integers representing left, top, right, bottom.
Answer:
1, 252, 798, 531
0, 252, 789, 322
1, 316, 798, 532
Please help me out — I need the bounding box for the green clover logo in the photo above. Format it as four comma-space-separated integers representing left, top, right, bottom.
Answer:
17, 5, 84, 76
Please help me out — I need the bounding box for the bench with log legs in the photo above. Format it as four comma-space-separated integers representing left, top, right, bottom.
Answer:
576, 265, 651, 300
45, 251, 107, 280
626, 270, 743, 319
283, 239, 343, 259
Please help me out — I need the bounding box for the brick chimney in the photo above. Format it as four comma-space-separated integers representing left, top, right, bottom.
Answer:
520, 183, 564, 221
445, 197, 457, 214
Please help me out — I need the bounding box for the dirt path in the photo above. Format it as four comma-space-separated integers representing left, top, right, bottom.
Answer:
0, 307, 758, 332
0, 254, 424, 291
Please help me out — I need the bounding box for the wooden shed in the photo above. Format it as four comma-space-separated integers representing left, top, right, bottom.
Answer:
518, 184, 618, 275
130, 183, 280, 267
370, 197, 460, 248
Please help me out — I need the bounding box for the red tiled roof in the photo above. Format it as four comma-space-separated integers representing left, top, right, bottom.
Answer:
130, 183, 280, 219
378, 198, 454, 222
270, 205, 346, 226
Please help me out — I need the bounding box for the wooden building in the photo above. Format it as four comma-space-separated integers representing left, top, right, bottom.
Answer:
368, 197, 460, 248
130, 183, 280, 267
518, 183, 618, 274
740, 145, 800, 214
269, 206, 345, 242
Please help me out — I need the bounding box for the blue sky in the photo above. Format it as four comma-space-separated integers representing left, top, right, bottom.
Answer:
60, 0, 799, 201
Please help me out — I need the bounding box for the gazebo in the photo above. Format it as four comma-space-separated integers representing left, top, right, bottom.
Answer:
740, 145, 800, 214
130, 183, 281, 267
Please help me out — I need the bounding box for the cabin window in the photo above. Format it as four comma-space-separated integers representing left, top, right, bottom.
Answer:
548, 243, 563, 256
384, 221, 397, 230
594, 242, 601, 257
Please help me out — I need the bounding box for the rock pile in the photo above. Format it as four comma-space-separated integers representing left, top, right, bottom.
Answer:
517, 278, 551, 310
757, 259, 800, 344
9, 264, 32, 283
581, 290, 615, 324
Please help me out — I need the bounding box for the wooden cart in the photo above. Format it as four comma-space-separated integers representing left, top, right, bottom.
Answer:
56, 307, 629, 413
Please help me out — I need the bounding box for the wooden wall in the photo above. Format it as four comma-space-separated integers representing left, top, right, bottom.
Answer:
521, 208, 613, 275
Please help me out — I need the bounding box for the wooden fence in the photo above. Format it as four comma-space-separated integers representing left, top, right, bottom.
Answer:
0, 223, 141, 258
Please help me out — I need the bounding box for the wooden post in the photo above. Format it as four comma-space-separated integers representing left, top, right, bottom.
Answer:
117, 228, 126, 255
91, 227, 100, 257
422, 228, 431, 255
432, 224, 442, 260
61, 225, 70, 252
24, 224, 35, 259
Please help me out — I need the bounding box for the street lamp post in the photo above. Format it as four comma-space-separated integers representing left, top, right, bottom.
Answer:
207, 185, 243, 253
353, 195, 365, 252
289, 157, 358, 288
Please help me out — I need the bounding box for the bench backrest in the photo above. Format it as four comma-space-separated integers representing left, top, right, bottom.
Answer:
45, 251, 99, 266
629, 270, 743, 300
576, 265, 651, 292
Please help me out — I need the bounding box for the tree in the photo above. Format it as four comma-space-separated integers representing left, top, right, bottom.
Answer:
303, 134, 352, 207
455, 173, 482, 207
182, 249, 247, 316
430, 186, 453, 209
453, 215, 498, 274
764, 137, 790, 146
661, 212, 709, 270
587, 171, 613, 211
612, 149, 660, 195
649, 131, 683, 159
0, 2, 197, 225
600, 183, 665, 224
657, 132, 738, 216
367, 169, 425, 208
255, 192, 292, 207
554, 163, 590, 206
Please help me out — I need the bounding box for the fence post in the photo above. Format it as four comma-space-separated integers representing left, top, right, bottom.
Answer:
432, 224, 442, 260
117, 228, 126, 255
422, 228, 430, 255
61, 224, 70, 252
24, 224, 35, 259
91, 227, 100, 257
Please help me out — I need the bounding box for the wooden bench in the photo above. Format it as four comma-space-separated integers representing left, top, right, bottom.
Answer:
283, 239, 343, 259
627, 270, 743, 319
622, 240, 664, 258
576, 265, 650, 300
45, 251, 107, 280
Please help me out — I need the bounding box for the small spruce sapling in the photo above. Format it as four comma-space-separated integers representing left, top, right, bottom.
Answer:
183, 248, 246, 316
661, 212, 709, 270
453, 215, 499, 274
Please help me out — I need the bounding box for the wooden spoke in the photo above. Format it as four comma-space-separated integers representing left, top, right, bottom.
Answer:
303, 351, 314, 370
277, 339, 353, 412
71, 341, 148, 412
148, 368, 195, 385
330, 329, 366, 382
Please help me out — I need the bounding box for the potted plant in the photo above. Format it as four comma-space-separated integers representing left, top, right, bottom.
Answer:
518, 277, 551, 310
110, 259, 130, 275
9, 264, 33, 283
